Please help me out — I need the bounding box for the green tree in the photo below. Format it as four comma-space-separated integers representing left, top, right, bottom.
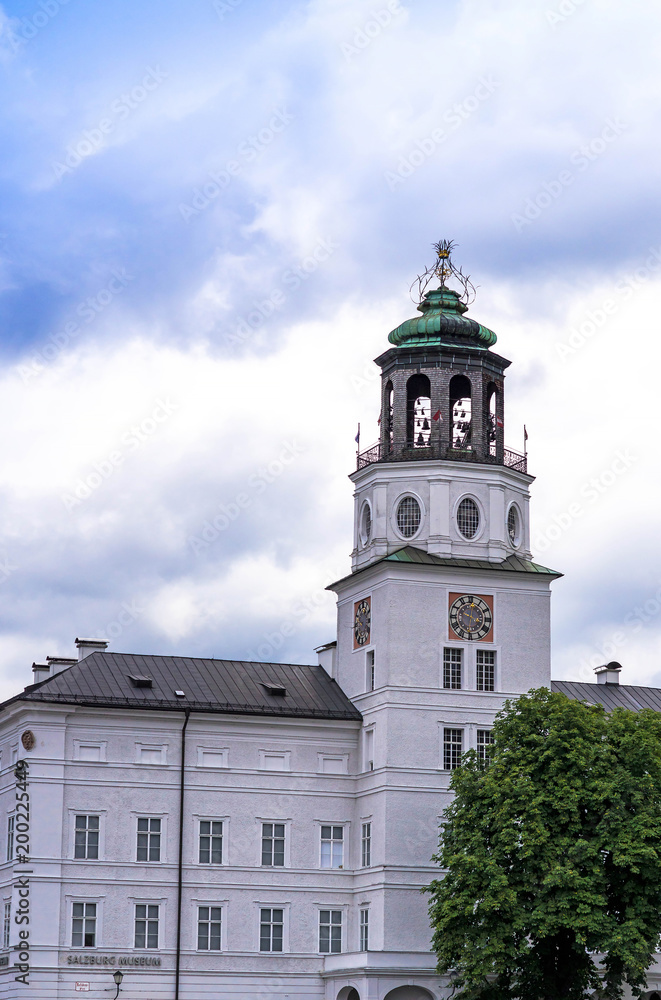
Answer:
425, 688, 661, 1000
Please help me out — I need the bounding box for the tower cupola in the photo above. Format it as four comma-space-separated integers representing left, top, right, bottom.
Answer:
351, 242, 531, 570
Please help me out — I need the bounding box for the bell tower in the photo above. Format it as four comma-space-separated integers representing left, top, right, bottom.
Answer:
322, 243, 561, 986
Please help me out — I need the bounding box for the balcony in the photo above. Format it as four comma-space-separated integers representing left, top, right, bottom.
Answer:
356, 441, 527, 474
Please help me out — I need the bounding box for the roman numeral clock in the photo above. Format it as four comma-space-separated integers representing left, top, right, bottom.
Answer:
448, 593, 493, 642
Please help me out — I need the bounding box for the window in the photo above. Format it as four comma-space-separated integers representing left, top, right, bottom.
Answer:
134, 904, 159, 948
258, 751, 289, 771
197, 906, 222, 951
137, 818, 161, 862
199, 821, 223, 865
396, 496, 421, 538
477, 729, 495, 764
137, 746, 165, 765
443, 648, 462, 690
6, 815, 14, 862
319, 910, 342, 953
360, 502, 372, 546
457, 497, 480, 539
197, 748, 228, 768
74, 815, 99, 860
360, 908, 369, 951
361, 823, 371, 868
259, 908, 283, 952
320, 826, 344, 868
444, 728, 463, 770
476, 649, 496, 691
366, 649, 375, 691
507, 504, 520, 546
72, 902, 97, 948
364, 729, 374, 772
261, 823, 285, 867
3, 900, 10, 948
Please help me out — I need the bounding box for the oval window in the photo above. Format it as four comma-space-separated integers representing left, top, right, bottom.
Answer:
396, 496, 421, 538
507, 505, 520, 547
360, 502, 372, 546
457, 497, 480, 539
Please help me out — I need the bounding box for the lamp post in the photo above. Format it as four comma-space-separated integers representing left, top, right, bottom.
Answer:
112, 970, 123, 999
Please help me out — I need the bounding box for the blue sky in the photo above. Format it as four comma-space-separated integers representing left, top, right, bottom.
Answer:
0, 0, 660, 696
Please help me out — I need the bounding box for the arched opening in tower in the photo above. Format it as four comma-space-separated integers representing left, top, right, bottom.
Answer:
449, 374, 472, 450
384, 380, 394, 454
406, 374, 431, 448
487, 382, 498, 457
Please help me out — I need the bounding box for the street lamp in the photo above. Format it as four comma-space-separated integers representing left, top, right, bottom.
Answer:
112, 970, 123, 998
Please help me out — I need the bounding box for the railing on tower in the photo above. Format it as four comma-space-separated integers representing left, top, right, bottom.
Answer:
357, 441, 527, 474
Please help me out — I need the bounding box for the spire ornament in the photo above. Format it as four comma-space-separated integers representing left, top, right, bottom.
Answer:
410, 239, 477, 307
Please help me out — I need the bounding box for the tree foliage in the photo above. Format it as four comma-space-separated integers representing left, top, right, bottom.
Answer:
426, 689, 661, 1000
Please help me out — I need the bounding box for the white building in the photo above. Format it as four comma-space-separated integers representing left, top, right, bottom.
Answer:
1, 260, 658, 999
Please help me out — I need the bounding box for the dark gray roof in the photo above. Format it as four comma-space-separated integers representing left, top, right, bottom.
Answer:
329, 545, 562, 589
5, 652, 362, 721
552, 679, 661, 713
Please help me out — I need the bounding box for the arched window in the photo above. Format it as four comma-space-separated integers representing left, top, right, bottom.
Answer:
406, 374, 431, 448
449, 374, 472, 450
487, 382, 498, 457
384, 380, 394, 454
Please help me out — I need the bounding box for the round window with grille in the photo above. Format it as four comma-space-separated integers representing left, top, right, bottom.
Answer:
396, 496, 421, 538
360, 501, 372, 546
456, 497, 480, 539
507, 504, 520, 547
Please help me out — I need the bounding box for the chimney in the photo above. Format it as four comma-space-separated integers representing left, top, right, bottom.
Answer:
75, 638, 109, 661
47, 656, 77, 676
315, 641, 337, 678
31, 663, 50, 684
595, 661, 622, 685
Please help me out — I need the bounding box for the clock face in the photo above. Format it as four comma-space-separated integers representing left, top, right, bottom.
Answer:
449, 594, 493, 641
354, 598, 371, 648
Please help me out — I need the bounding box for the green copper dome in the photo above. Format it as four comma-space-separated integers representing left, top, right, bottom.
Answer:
388, 287, 497, 349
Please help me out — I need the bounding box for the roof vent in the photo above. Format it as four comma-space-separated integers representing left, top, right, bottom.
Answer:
174, 690, 185, 698
128, 674, 153, 689
262, 682, 286, 696
75, 638, 109, 661
595, 661, 622, 685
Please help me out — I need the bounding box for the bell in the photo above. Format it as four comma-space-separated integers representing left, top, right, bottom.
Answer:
422, 419, 429, 430
416, 433, 424, 446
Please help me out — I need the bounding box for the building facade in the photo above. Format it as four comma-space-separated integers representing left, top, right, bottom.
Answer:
1, 255, 658, 999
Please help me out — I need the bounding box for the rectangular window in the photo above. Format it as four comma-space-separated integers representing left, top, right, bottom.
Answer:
259, 908, 283, 952
443, 648, 462, 689
360, 908, 369, 951
197, 906, 222, 951
477, 729, 495, 763
320, 826, 344, 868
3, 901, 10, 949
74, 815, 100, 860
364, 729, 374, 772
199, 821, 223, 865
366, 649, 375, 691
319, 909, 342, 954
6, 816, 13, 862
361, 822, 371, 868
261, 823, 285, 867
72, 902, 97, 948
443, 728, 463, 770
134, 904, 159, 949
476, 649, 496, 691
136, 818, 161, 862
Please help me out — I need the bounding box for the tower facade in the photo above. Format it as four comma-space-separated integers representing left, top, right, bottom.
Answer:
325, 246, 561, 997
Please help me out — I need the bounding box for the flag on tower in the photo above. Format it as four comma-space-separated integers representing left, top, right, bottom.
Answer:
524, 425, 528, 441
496, 416, 503, 428
355, 424, 360, 445
432, 410, 442, 422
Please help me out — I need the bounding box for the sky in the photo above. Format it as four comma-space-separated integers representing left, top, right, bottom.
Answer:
0, 0, 660, 699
